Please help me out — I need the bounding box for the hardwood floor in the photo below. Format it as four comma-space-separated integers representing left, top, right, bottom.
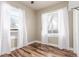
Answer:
0, 42, 77, 57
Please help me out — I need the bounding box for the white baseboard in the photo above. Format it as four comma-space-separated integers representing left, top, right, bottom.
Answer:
69, 48, 73, 51
33, 41, 58, 48
0, 51, 11, 56
28, 41, 74, 51
26, 41, 73, 51
26, 41, 37, 46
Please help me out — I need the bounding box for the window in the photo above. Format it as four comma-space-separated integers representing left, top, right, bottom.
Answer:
48, 12, 58, 34
44, 11, 59, 37
9, 9, 19, 29
10, 15, 18, 29
7, 5, 21, 49
42, 11, 59, 37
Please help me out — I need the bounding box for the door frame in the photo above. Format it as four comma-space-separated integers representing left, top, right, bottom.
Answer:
73, 9, 79, 56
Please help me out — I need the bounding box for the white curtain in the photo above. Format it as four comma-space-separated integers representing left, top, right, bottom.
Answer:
17, 9, 28, 48
16, 9, 24, 49
22, 11, 28, 46
58, 7, 69, 49
41, 13, 49, 43
0, 3, 11, 55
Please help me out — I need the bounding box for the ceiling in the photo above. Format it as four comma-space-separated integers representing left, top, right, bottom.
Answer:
21, 1, 62, 10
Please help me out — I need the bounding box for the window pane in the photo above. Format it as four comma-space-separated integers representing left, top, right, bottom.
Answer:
11, 15, 18, 28
10, 9, 20, 29
48, 13, 58, 33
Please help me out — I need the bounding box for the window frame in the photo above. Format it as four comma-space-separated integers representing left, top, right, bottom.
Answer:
47, 11, 59, 37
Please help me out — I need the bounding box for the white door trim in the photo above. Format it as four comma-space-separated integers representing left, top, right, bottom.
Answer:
73, 9, 79, 56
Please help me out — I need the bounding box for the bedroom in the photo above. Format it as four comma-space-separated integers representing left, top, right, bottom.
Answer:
0, 1, 79, 57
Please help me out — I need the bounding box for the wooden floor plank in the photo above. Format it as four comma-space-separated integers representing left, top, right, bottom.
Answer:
11, 50, 22, 57
22, 47, 44, 57
10, 53, 17, 57
16, 49, 31, 57
29, 45, 65, 57
26, 46, 49, 56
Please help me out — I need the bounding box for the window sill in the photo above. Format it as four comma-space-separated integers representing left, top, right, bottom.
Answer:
48, 34, 58, 37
